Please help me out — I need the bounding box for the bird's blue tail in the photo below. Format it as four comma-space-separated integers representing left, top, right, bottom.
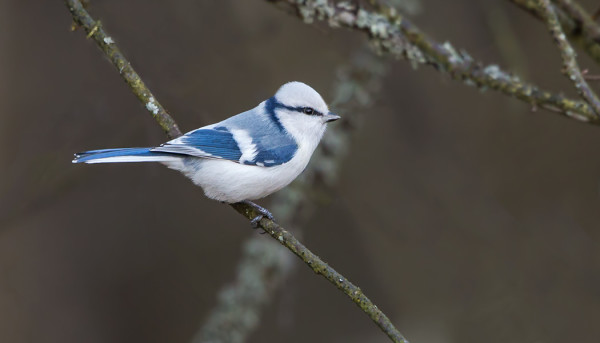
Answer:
72, 147, 181, 164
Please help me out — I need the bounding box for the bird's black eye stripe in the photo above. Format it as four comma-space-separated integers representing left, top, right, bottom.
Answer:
300, 107, 321, 116
271, 99, 322, 116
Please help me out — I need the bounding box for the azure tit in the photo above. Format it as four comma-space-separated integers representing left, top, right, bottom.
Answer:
73, 82, 340, 224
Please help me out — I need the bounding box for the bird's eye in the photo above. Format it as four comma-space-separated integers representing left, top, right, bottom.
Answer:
303, 107, 315, 115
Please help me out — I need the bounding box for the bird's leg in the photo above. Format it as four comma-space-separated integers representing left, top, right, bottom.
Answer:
242, 200, 274, 228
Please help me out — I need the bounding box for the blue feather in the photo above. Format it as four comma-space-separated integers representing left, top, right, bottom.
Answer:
79, 103, 301, 167
252, 144, 297, 166
156, 129, 243, 161
154, 124, 298, 166
72, 148, 174, 163
264, 97, 286, 133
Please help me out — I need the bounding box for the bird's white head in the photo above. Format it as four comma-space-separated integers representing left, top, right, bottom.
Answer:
271, 81, 340, 146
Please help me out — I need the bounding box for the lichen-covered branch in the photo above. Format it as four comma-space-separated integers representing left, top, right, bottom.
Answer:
194, 52, 389, 343
230, 202, 408, 343
65, 1, 407, 342
65, 0, 182, 138
535, 0, 600, 116
552, 0, 600, 45
510, 0, 600, 65
267, 0, 600, 124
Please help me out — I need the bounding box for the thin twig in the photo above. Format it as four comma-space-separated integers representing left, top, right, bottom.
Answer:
509, 0, 600, 66
535, 0, 600, 117
268, 0, 600, 124
64, 1, 408, 342
582, 69, 600, 81
553, 0, 600, 42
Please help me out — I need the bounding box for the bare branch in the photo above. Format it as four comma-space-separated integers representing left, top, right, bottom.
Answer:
65, 1, 407, 342
535, 0, 600, 116
268, 0, 600, 124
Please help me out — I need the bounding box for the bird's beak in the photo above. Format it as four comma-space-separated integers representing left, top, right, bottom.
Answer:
323, 112, 341, 123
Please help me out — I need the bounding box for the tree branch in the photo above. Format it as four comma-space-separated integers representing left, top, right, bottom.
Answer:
267, 0, 600, 124
510, 0, 600, 66
535, 0, 600, 116
65, 1, 407, 342
552, 0, 600, 44
229, 203, 407, 343
194, 51, 389, 343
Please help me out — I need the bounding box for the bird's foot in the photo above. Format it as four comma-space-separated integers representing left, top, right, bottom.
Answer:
242, 200, 274, 228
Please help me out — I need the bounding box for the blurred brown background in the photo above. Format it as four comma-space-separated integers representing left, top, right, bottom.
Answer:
2, 1, 600, 342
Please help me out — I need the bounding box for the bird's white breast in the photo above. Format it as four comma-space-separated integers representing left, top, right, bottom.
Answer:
164, 100, 328, 203
169, 141, 316, 203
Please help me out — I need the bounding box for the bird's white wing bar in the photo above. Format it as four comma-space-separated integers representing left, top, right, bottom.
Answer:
230, 129, 258, 164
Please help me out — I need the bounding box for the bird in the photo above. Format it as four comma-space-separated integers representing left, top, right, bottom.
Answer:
73, 81, 340, 225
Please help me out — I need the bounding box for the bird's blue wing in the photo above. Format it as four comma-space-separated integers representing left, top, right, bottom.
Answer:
152, 126, 243, 161
153, 103, 303, 166
152, 123, 298, 167
249, 134, 298, 167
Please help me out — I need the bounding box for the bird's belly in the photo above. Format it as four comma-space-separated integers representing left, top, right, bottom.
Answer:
177, 157, 309, 203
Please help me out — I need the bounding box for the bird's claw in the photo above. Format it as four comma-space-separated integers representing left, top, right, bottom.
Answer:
250, 215, 263, 229
243, 200, 274, 229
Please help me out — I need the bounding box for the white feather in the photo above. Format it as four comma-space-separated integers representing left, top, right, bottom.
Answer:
177, 145, 316, 202
230, 129, 257, 164
82, 155, 181, 164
